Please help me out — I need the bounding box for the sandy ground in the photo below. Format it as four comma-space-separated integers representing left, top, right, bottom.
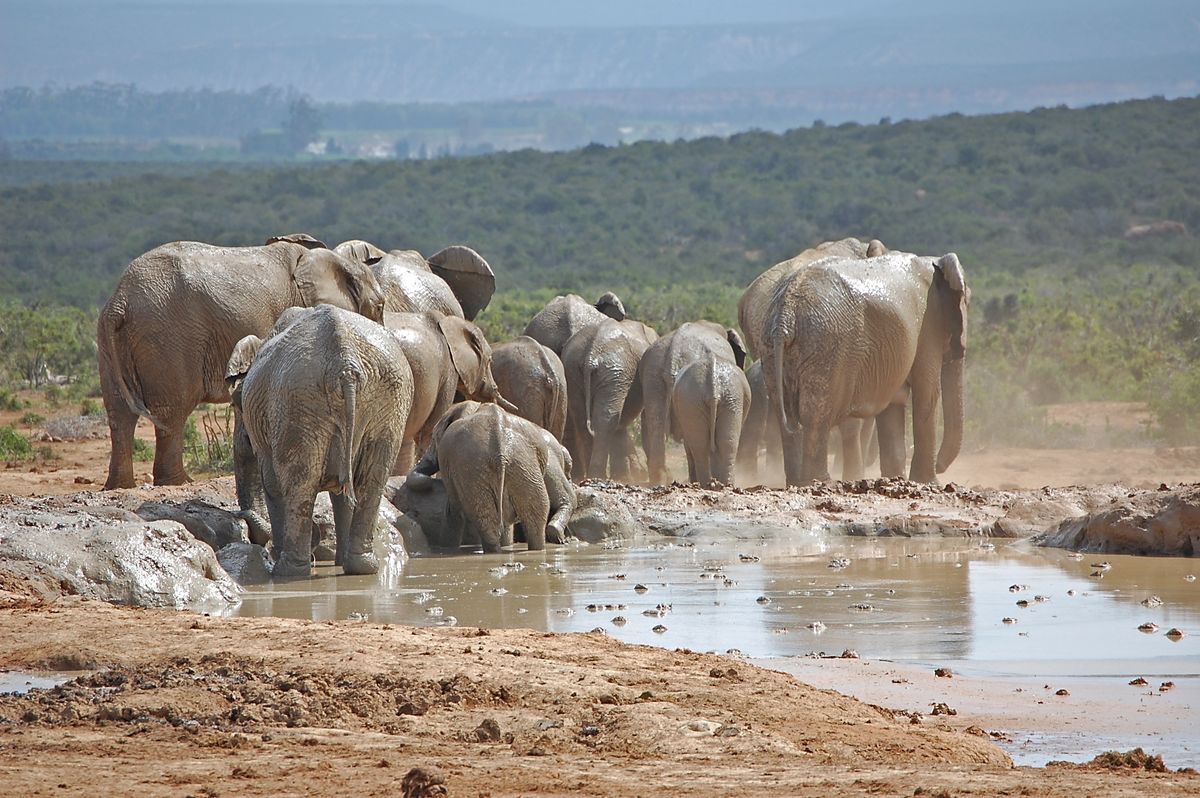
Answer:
2, 396, 1199, 795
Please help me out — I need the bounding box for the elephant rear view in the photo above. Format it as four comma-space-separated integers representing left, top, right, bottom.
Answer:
670, 353, 751, 485
761, 251, 968, 484
227, 305, 414, 578
490, 336, 568, 441
99, 234, 386, 490
523, 293, 627, 356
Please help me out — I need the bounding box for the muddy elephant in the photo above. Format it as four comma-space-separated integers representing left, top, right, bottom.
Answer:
225, 305, 414, 578
408, 403, 575, 552
383, 311, 516, 472
561, 318, 659, 481
671, 352, 751, 485
760, 250, 969, 484
627, 320, 746, 484
490, 336, 568, 441
99, 234, 386, 490
737, 237, 887, 482
335, 240, 496, 321
522, 292, 627, 355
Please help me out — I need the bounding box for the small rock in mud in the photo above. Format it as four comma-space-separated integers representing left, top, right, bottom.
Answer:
1002, 617, 1018, 624
401, 766, 448, 798
1129, 677, 1149, 686
935, 667, 953, 678
1015, 600, 1029, 608
472, 718, 502, 742
652, 624, 668, 634
1137, 622, 1159, 633
930, 702, 957, 716
1055, 689, 1070, 696
1140, 595, 1164, 608
756, 595, 771, 605
806, 621, 826, 633
1160, 681, 1175, 692
634, 583, 649, 593
840, 649, 859, 659
1165, 628, 1186, 640
611, 616, 627, 626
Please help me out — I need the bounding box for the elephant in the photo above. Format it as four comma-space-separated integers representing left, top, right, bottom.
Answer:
625, 320, 746, 484
490, 336, 568, 441
382, 311, 517, 472
225, 305, 414, 578
737, 237, 887, 482
99, 233, 386, 490
561, 317, 659, 481
670, 352, 751, 485
522, 292, 627, 355
335, 241, 496, 321
760, 250, 969, 485
407, 403, 575, 552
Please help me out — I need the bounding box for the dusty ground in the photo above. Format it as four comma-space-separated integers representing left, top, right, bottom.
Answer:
2, 396, 1198, 795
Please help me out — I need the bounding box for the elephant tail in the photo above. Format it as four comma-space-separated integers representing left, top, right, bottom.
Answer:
98, 301, 163, 428
706, 357, 720, 460
772, 335, 797, 435
336, 367, 361, 508
491, 408, 507, 544
583, 364, 595, 438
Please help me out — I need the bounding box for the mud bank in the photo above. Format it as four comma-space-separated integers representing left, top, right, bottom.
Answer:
0, 601, 1195, 797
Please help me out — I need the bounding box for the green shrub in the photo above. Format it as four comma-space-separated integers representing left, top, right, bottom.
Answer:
132, 437, 154, 462
184, 407, 235, 475
17, 411, 44, 426
79, 398, 103, 417
0, 426, 32, 460
37, 444, 60, 461
0, 390, 21, 412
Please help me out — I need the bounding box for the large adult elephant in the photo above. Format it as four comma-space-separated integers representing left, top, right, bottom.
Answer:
335, 241, 495, 321
561, 317, 658, 481
99, 234, 385, 490
522, 292, 627, 355
382, 311, 516, 472
407, 402, 575, 552
761, 250, 969, 485
738, 237, 886, 482
225, 305, 413, 578
490, 336, 568, 441
626, 320, 746, 484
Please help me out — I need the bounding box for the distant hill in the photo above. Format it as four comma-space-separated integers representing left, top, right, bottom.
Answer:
2, 1, 1196, 121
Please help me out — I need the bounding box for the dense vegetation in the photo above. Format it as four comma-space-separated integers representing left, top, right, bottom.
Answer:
2, 95, 1199, 446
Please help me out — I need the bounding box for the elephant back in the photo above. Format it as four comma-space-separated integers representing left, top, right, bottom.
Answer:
373, 254, 465, 318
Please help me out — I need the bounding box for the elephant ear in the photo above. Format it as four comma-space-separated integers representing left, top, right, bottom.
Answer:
427, 246, 494, 321
595, 292, 626, 321
266, 233, 327, 249
867, 239, 888, 257
726, 328, 748, 369
225, 335, 264, 392
293, 250, 385, 322
934, 253, 968, 359
437, 315, 491, 398
333, 239, 387, 263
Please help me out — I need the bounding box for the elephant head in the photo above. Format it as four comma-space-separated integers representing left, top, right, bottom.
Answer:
427, 245, 495, 321
266, 232, 327, 250
436, 316, 518, 413
292, 249, 386, 323
333, 239, 388, 263
595, 292, 626, 321
225, 334, 265, 395
933, 252, 969, 473
726, 328, 748, 369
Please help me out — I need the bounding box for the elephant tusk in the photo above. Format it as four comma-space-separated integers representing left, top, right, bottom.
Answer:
496, 395, 520, 414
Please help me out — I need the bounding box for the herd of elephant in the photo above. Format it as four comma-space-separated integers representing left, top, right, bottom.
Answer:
97, 233, 968, 578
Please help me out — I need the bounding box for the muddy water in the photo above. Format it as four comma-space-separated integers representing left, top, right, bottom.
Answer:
233, 534, 1199, 664
231, 531, 1199, 765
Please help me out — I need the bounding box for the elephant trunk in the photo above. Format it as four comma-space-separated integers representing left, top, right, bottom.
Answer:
337, 368, 360, 507
771, 335, 797, 435
935, 357, 964, 473
496, 393, 520, 414
235, 509, 272, 547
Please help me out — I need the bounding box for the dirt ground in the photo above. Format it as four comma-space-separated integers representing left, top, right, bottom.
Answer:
2, 395, 1199, 796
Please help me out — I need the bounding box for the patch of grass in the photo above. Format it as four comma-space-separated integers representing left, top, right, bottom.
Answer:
36, 444, 60, 461
0, 425, 32, 460
132, 437, 154, 462
18, 411, 44, 426
0, 390, 21, 412
43, 385, 63, 408
79, 398, 103, 417
184, 406, 235, 475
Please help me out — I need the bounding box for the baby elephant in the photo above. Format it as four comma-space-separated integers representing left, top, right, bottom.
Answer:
227, 305, 413, 578
409, 403, 574, 552
670, 353, 751, 485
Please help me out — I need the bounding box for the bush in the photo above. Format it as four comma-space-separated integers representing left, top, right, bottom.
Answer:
184, 407, 235, 475
0, 390, 21, 412
132, 437, 154, 462
79, 398, 103, 417
0, 426, 32, 460
17, 411, 44, 426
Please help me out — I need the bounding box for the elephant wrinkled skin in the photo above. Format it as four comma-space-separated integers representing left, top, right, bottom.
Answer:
760, 250, 969, 485
99, 234, 385, 490
523, 292, 627, 356
671, 353, 751, 485
335, 240, 497, 321
490, 336, 568, 441
227, 305, 414, 578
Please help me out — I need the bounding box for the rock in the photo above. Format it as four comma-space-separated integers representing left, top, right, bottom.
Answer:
389, 477, 451, 548
0, 511, 240, 610
1037, 487, 1200, 556
568, 487, 643, 543
216, 542, 273, 585
312, 491, 414, 564
135, 499, 247, 551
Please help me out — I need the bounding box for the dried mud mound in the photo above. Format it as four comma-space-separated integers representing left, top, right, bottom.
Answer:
1039, 485, 1200, 555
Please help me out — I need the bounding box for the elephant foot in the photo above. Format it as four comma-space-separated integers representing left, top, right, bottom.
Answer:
103, 473, 136, 490
546, 522, 568, 544
235, 510, 272, 546
272, 553, 314, 580
342, 552, 379, 576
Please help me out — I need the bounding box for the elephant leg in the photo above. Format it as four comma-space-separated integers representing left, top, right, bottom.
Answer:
713, 406, 742, 486
270, 478, 318, 579
441, 482, 467, 550
781, 425, 804, 487
391, 439, 416, 477
566, 413, 590, 481
735, 406, 762, 484
332, 491, 354, 567
693, 443, 713, 486
151, 412, 191, 486
838, 418, 865, 481
545, 470, 574, 544
862, 418, 880, 471
641, 401, 670, 485
510, 472, 551, 552
232, 419, 270, 546
588, 421, 614, 481
876, 403, 907, 478
102, 393, 139, 490
609, 428, 636, 482
801, 424, 832, 483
